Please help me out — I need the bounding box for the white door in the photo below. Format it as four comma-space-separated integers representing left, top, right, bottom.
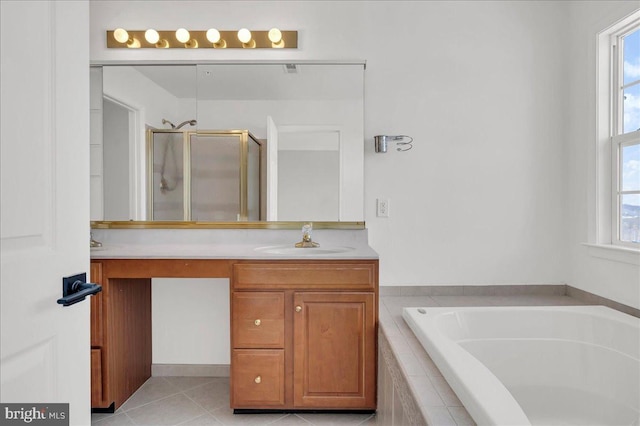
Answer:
1, 1, 91, 425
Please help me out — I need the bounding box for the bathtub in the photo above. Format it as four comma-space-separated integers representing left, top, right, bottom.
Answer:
402, 306, 640, 426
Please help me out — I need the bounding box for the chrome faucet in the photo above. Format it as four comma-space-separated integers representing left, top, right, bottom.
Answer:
295, 223, 320, 248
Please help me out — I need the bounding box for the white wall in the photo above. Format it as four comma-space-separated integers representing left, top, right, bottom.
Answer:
566, 1, 640, 309
91, 0, 570, 286
103, 99, 130, 220
89, 1, 640, 364
152, 279, 230, 364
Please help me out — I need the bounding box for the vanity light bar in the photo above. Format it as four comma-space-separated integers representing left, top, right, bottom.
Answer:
107, 29, 298, 49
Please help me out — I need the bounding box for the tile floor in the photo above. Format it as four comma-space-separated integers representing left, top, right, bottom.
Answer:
91, 376, 377, 426
92, 294, 588, 426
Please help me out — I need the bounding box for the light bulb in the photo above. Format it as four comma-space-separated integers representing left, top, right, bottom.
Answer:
113, 28, 130, 44
127, 38, 141, 48
206, 28, 221, 44
145, 29, 160, 44
268, 28, 282, 44
237, 28, 252, 44
175, 28, 190, 43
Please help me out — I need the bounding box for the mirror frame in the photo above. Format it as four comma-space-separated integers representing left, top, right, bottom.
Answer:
91, 221, 365, 229
90, 60, 366, 230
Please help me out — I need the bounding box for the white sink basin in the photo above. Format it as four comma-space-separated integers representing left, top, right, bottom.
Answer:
254, 245, 354, 256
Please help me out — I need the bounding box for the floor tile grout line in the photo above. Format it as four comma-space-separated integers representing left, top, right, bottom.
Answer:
263, 413, 297, 425
119, 390, 184, 415
179, 387, 224, 421
123, 411, 138, 425
290, 413, 316, 426
172, 393, 211, 426
164, 376, 220, 393
354, 413, 376, 425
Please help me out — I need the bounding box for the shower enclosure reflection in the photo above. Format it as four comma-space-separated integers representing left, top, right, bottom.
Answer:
149, 129, 262, 221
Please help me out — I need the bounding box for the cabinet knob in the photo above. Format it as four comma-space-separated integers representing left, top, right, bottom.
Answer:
254, 319, 261, 326
254, 375, 261, 384
295, 305, 302, 313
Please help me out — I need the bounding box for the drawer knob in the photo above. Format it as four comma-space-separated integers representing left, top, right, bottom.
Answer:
295, 305, 302, 313
254, 319, 261, 326
254, 375, 261, 384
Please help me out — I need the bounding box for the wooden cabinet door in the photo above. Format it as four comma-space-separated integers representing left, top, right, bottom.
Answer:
293, 292, 376, 409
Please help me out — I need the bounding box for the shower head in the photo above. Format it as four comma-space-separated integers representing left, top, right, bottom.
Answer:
175, 119, 197, 129
161, 119, 197, 129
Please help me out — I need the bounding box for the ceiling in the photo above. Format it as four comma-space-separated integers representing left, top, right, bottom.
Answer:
133, 63, 364, 101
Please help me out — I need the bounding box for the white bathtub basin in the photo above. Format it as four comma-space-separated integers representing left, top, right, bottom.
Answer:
254, 245, 354, 256
403, 306, 640, 426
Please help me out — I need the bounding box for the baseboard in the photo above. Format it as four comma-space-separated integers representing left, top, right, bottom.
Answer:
152, 364, 230, 377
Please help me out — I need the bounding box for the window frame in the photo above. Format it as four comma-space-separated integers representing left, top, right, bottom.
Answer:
596, 12, 640, 253
610, 19, 640, 248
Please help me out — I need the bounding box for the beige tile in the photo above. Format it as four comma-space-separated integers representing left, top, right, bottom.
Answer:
164, 376, 217, 392
414, 349, 443, 378
429, 376, 462, 407
489, 295, 584, 306
400, 286, 464, 296
462, 285, 565, 296
384, 332, 414, 357
422, 406, 457, 426
268, 414, 314, 425
210, 407, 287, 425
448, 406, 476, 425
392, 386, 404, 426
183, 378, 230, 412
356, 414, 378, 425
178, 413, 223, 425
119, 377, 180, 412
379, 286, 403, 296
396, 350, 425, 377
382, 296, 439, 315
431, 296, 495, 307
407, 376, 444, 407
92, 413, 135, 426
296, 412, 374, 425
91, 412, 116, 423
125, 394, 206, 426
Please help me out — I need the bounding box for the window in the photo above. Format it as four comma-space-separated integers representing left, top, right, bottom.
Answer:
610, 19, 640, 247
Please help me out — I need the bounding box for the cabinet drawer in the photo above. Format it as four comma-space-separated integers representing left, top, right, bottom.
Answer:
232, 292, 285, 348
91, 349, 103, 407
233, 262, 376, 290
231, 349, 285, 408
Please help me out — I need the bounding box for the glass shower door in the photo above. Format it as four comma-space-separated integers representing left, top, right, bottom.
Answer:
150, 130, 185, 220
190, 133, 241, 221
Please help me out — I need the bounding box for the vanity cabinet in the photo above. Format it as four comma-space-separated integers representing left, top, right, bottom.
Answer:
230, 261, 378, 411
90, 260, 153, 411
88, 257, 377, 412
90, 262, 105, 407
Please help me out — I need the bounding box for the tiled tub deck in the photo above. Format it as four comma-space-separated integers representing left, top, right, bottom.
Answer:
376, 284, 640, 426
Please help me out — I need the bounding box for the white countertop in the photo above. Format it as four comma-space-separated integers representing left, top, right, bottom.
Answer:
90, 228, 378, 260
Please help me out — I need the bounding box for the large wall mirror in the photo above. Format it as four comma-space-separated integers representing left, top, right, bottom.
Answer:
90, 62, 365, 228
